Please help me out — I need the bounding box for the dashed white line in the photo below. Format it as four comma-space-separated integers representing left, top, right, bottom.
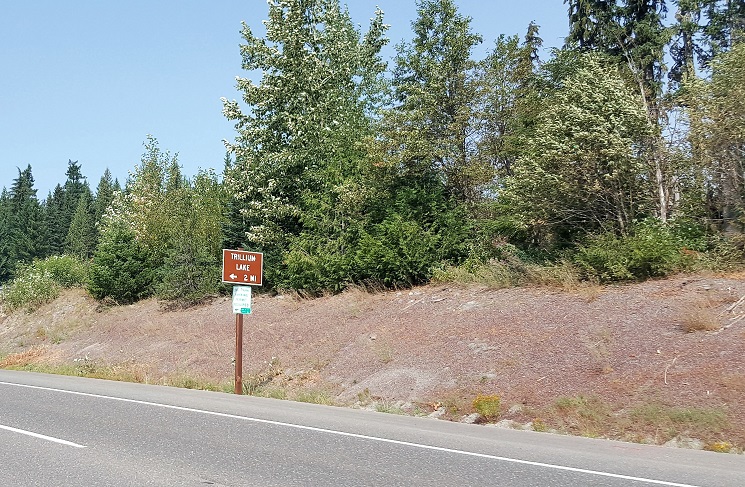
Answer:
0, 423, 86, 448
1, 380, 701, 487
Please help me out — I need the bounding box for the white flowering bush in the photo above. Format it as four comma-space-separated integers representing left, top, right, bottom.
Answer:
1, 267, 61, 312
0, 255, 88, 312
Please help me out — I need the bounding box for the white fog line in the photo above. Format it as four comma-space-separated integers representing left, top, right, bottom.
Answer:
0, 423, 86, 448
1, 380, 699, 487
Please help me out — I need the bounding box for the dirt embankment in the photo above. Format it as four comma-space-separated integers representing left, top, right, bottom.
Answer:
2, 274, 744, 450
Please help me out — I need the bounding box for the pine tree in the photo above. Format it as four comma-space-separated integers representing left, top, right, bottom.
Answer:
45, 184, 67, 256
93, 168, 118, 236
61, 160, 89, 239
88, 222, 154, 303
703, 0, 745, 65
669, 0, 704, 87
8, 165, 48, 266
565, 0, 669, 113
65, 190, 96, 259
0, 189, 12, 281
220, 151, 248, 250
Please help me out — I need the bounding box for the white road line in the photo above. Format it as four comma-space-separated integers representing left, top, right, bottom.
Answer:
0, 423, 86, 448
1, 380, 700, 487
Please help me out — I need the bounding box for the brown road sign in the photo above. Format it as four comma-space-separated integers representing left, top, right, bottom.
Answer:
222, 249, 263, 286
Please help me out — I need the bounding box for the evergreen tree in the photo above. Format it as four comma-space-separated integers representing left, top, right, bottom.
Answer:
45, 184, 67, 256
65, 190, 96, 259
565, 0, 669, 113
702, 0, 745, 65
93, 168, 118, 237
669, 0, 705, 86
220, 151, 248, 250
0, 189, 12, 281
88, 222, 154, 303
61, 160, 89, 241
566, 0, 620, 51
8, 165, 48, 267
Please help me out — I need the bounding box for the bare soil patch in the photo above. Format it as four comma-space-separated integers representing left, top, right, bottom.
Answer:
2, 274, 744, 449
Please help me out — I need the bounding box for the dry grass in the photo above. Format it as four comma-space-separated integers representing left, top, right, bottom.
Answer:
526, 397, 733, 446
0, 347, 46, 367
582, 326, 614, 374
679, 298, 723, 332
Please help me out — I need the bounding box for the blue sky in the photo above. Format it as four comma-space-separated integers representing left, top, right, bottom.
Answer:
0, 1, 569, 197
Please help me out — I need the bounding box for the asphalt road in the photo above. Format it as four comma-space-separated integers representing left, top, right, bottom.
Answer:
0, 370, 742, 486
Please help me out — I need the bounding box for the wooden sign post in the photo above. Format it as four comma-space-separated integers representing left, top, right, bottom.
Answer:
223, 250, 263, 394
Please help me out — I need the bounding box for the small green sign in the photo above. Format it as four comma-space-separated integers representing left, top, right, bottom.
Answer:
232, 286, 252, 314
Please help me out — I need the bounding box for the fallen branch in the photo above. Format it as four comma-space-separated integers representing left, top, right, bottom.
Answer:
724, 313, 745, 329
664, 356, 678, 385
726, 295, 745, 313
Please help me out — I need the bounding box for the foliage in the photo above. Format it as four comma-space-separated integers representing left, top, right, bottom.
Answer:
501, 52, 653, 246
5, 166, 48, 272
565, 0, 669, 108
572, 219, 705, 281
3, 1, 745, 299
113, 135, 184, 263
155, 170, 225, 304
1, 266, 60, 312
355, 216, 445, 287
45, 160, 94, 257
223, 0, 389, 291
0, 255, 88, 311
0, 189, 13, 281
686, 43, 745, 233
473, 29, 541, 185
384, 0, 484, 203
32, 255, 90, 288
92, 168, 120, 238
87, 223, 154, 304
65, 190, 97, 259
93, 138, 224, 304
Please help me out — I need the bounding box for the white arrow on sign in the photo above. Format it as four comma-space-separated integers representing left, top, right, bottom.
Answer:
230, 274, 238, 279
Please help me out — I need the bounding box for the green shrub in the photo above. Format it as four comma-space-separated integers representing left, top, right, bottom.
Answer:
708, 234, 745, 270
280, 234, 355, 293
573, 220, 698, 282
155, 237, 220, 305
354, 216, 442, 287
33, 255, 89, 288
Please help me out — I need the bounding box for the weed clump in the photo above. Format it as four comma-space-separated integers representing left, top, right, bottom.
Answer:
679, 298, 722, 332
704, 441, 734, 453
472, 394, 501, 420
